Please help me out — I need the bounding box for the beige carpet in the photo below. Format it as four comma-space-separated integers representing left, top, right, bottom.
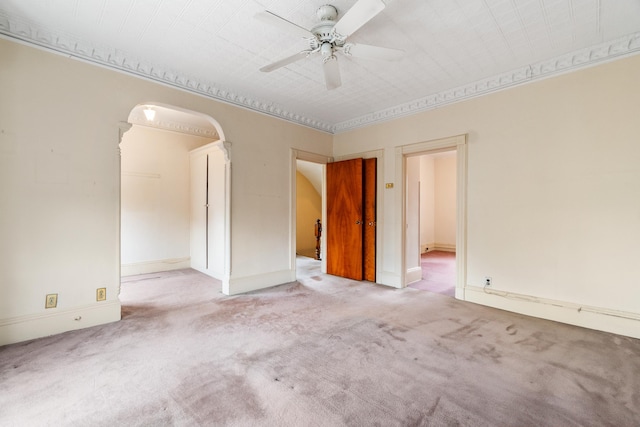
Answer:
1, 257, 639, 426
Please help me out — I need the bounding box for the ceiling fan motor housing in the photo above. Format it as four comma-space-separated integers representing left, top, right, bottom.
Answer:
310, 4, 345, 55
316, 5, 338, 21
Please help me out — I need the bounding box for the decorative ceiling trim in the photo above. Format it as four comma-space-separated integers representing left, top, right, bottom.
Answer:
1, 14, 638, 135
0, 15, 335, 134
332, 32, 640, 133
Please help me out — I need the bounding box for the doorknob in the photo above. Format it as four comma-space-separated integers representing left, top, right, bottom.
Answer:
355, 220, 362, 225
368, 221, 376, 226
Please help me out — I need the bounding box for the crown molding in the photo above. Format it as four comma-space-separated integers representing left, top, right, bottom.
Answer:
333, 32, 640, 133
0, 15, 335, 134
1, 14, 638, 135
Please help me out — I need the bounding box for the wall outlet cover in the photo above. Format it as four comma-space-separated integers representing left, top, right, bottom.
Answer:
96, 288, 107, 301
45, 293, 58, 309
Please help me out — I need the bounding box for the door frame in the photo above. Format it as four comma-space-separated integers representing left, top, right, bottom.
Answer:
399, 134, 467, 299
290, 149, 332, 275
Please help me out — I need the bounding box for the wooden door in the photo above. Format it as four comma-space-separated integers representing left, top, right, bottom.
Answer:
363, 158, 376, 282
326, 158, 376, 281
327, 159, 363, 280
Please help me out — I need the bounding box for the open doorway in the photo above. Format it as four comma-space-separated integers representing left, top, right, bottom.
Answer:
401, 134, 467, 300
120, 103, 231, 291
296, 159, 323, 260
291, 150, 331, 278
407, 151, 457, 296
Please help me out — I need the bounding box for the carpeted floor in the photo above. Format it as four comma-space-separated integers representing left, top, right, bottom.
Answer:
1, 257, 639, 426
409, 251, 456, 296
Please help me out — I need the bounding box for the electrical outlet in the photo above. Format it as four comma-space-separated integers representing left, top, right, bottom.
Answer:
484, 277, 492, 287
45, 293, 58, 309
96, 288, 106, 301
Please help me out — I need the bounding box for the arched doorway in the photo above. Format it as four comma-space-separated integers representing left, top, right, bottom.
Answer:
119, 103, 231, 292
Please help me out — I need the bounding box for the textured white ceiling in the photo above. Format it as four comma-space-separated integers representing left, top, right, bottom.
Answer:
1, 0, 640, 133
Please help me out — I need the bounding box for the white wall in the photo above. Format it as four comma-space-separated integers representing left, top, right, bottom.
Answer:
419, 155, 435, 251
334, 54, 640, 339
0, 38, 331, 345
120, 125, 211, 275
434, 153, 456, 251
405, 156, 421, 283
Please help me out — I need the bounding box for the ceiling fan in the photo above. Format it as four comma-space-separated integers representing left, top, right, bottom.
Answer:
256, 0, 404, 90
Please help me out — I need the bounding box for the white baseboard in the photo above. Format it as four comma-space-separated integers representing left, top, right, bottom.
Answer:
465, 285, 640, 340
226, 269, 296, 296
421, 243, 435, 253
121, 257, 190, 276
421, 243, 456, 253
0, 301, 121, 346
405, 266, 423, 285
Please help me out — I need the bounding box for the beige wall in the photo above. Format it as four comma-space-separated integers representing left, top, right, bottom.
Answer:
419, 155, 435, 250
334, 54, 640, 338
120, 125, 211, 275
405, 156, 421, 282
418, 153, 456, 252
296, 171, 321, 257
0, 38, 331, 345
434, 153, 456, 250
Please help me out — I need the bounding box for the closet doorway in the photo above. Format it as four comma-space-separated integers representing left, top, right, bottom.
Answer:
120, 103, 230, 292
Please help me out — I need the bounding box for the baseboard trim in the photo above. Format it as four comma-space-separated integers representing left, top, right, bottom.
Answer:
0, 301, 121, 346
465, 285, 640, 340
405, 266, 422, 285
121, 257, 190, 276
227, 269, 296, 296
434, 243, 456, 252
421, 243, 435, 253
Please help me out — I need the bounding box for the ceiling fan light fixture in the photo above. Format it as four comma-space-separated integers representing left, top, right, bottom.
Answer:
320, 42, 333, 57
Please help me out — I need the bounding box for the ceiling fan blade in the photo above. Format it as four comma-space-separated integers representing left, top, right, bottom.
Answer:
260, 51, 311, 73
255, 11, 313, 39
323, 56, 342, 90
343, 43, 404, 61
332, 0, 386, 38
